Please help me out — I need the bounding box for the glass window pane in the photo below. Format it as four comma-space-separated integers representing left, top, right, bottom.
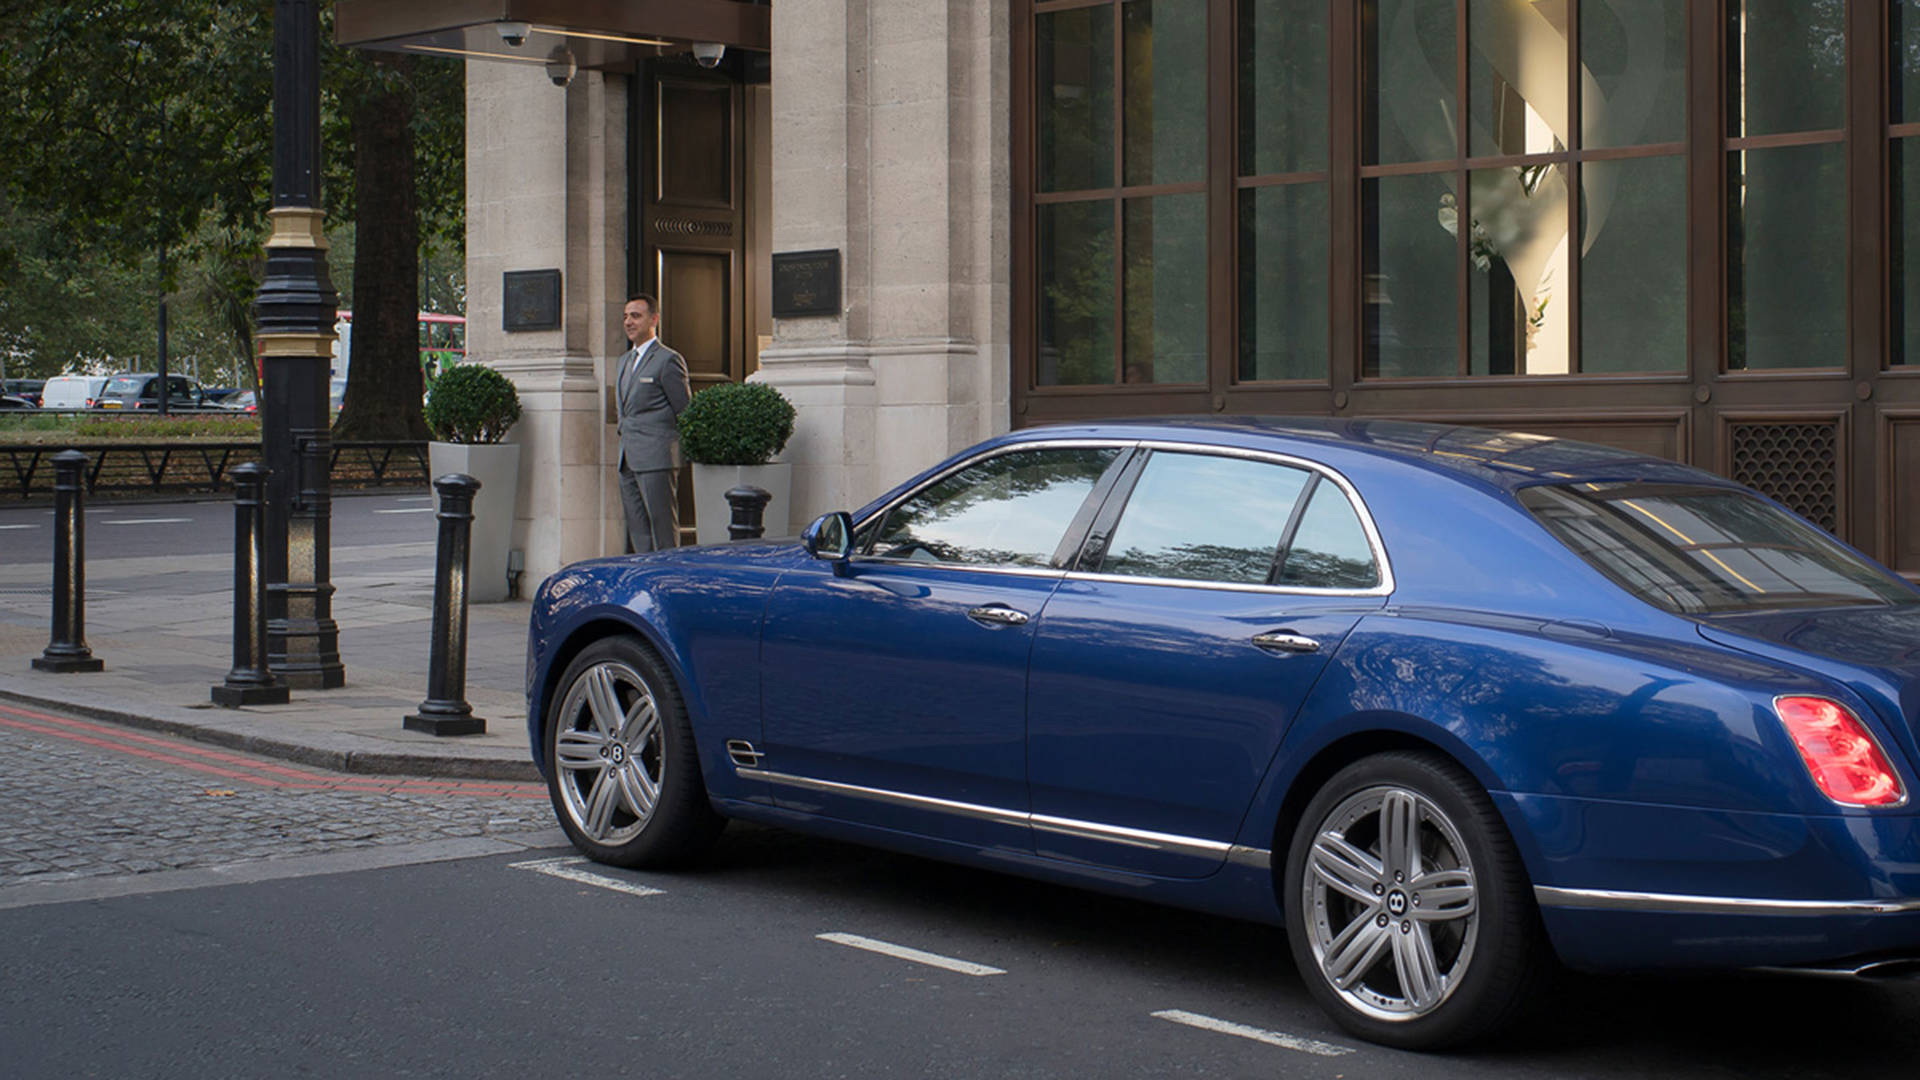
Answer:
1039, 201, 1117, 386
1728, 143, 1846, 370
869, 447, 1123, 567
1583, 0, 1686, 147
1364, 0, 1458, 165
1583, 155, 1686, 372
1123, 0, 1207, 187
1101, 453, 1311, 584
1897, 139, 1920, 366
1899, 1, 1920, 125
1467, 164, 1571, 375
1239, 183, 1329, 382
1123, 194, 1207, 385
1039, 6, 1115, 192
1469, 0, 1567, 159
1277, 483, 1380, 590
1239, 0, 1328, 175
1364, 172, 1458, 377
1727, 0, 1843, 137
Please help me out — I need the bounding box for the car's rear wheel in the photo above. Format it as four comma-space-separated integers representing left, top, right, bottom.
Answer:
1283, 751, 1545, 1049
545, 636, 724, 868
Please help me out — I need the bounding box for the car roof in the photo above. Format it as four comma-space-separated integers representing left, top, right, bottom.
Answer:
997, 416, 1721, 494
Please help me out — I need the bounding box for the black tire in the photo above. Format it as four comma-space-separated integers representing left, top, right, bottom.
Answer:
544, 635, 725, 868
1282, 751, 1547, 1049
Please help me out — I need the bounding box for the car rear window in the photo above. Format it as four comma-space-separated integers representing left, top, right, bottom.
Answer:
104, 376, 142, 394
1519, 481, 1918, 614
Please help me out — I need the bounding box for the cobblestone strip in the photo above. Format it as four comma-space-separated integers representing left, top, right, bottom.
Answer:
0, 710, 557, 884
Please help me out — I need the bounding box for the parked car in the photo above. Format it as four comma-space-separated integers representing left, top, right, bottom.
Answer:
0, 394, 34, 410
92, 373, 210, 410
523, 417, 1920, 1049
2, 378, 44, 406
38, 374, 111, 411
219, 390, 258, 414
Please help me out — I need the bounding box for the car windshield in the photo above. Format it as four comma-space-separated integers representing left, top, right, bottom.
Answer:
103, 376, 142, 394
1518, 481, 1918, 614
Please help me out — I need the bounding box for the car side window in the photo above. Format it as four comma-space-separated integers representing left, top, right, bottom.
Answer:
1098, 452, 1312, 584
865, 446, 1122, 568
1275, 481, 1380, 590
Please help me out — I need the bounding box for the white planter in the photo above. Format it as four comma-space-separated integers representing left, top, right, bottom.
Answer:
691, 461, 793, 545
428, 441, 522, 604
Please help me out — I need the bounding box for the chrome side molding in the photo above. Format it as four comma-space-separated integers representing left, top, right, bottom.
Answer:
736, 766, 1271, 868
1535, 885, 1920, 917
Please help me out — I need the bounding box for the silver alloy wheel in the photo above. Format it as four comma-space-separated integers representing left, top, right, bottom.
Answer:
1301, 783, 1480, 1022
552, 660, 665, 846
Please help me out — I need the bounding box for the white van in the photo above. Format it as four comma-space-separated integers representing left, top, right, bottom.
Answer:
39, 374, 111, 410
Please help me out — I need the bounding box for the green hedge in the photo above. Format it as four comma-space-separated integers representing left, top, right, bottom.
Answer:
0, 413, 262, 443
677, 382, 795, 466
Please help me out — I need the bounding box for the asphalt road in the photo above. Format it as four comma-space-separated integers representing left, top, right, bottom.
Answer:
0, 491, 438, 564
6, 698, 1920, 1077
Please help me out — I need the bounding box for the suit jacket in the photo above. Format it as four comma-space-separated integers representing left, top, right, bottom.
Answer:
616, 339, 692, 472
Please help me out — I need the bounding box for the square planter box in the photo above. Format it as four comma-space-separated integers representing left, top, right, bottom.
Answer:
691, 462, 792, 546
428, 441, 521, 604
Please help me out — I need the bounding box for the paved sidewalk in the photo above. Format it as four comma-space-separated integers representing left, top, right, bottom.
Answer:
0, 540, 540, 781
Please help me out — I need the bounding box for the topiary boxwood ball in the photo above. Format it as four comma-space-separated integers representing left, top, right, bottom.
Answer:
425, 364, 522, 444
677, 382, 795, 466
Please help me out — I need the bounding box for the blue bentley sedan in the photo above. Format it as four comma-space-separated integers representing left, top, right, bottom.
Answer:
525, 417, 1920, 1048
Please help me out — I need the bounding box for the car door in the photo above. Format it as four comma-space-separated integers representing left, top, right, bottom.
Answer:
757, 443, 1129, 853
1025, 447, 1390, 877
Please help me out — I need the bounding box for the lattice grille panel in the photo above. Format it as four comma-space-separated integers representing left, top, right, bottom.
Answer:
1728, 422, 1839, 533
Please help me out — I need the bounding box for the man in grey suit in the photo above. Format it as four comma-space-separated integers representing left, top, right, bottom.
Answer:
615, 292, 691, 552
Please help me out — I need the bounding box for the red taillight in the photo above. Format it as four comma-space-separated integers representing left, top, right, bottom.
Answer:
1775, 696, 1907, 807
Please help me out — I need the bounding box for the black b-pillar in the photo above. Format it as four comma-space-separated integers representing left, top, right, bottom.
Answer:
254, 0, 343, 688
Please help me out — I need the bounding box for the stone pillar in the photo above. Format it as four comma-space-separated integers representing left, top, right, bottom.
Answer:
756, 0, 1012, 523
465, 61, 628, 587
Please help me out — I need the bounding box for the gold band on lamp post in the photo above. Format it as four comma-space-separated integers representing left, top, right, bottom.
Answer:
265, 206, 331, 250
256, 332, 337, 358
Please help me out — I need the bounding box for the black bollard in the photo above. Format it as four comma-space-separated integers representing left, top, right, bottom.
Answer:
725, 484, 772, 541
33, 450, 103, 673
213, 463, 289, 706
404, 473, 485, 736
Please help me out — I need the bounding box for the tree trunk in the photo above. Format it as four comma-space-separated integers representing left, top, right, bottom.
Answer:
332, 55, 427, 441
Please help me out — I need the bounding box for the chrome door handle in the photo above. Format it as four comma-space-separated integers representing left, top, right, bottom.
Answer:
968, 605, 1030, 627
1253, 631, 1320, 654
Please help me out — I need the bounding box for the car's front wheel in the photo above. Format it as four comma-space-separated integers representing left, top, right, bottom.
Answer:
545, 636, 724, 868
1283, 751, 1545, 1049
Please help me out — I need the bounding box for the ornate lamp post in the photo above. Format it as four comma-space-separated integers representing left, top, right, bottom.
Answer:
253, 0, 344, 689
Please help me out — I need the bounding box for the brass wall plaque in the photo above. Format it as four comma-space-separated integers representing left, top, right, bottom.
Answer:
503, 269, 562, 332
771, 249, 840, 318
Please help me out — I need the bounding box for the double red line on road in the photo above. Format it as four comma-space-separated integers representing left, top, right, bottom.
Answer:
0, 700, 546, 799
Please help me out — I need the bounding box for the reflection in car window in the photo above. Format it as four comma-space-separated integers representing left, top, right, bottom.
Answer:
1520, 482, 1919, 613
1100, 453, 1310, 584
1277, 482, 1379, 589
866, 447, 1122, 567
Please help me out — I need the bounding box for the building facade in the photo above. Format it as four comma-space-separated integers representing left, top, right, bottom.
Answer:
341, 0, 1920, 586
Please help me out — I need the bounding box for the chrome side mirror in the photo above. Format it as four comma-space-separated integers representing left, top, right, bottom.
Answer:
802, 511, 854, 564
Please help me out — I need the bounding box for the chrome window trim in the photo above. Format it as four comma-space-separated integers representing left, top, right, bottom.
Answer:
737, 767, 1269, 866
849, 436, 1395, 595
1534, 885, 1920, 917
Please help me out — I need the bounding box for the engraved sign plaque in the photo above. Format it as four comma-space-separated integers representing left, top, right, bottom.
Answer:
771, 249, 841, 318
503, 269, 562, 332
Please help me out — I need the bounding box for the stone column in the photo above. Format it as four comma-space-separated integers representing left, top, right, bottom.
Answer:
465, 61, 629, 587
756, 0, 1012, 522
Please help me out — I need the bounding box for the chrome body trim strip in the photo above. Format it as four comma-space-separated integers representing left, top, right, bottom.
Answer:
1535, 885, 1920, 917
735, 769, 1028, 830
738, 767, 1246, 862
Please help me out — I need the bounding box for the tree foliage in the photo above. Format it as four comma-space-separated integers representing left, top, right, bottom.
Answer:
0, 1, 464, 431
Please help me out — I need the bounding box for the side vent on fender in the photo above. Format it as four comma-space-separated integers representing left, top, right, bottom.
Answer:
726, 740, 764, 768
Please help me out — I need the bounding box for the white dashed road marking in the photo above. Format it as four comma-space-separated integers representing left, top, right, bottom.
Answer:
1151, 1010, 1354, 1057
374, 507, 437, 514
103, 518, 192, 526
509, 856, 664, 897
816, 932, 1006, 976
0, 524, 38, 530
